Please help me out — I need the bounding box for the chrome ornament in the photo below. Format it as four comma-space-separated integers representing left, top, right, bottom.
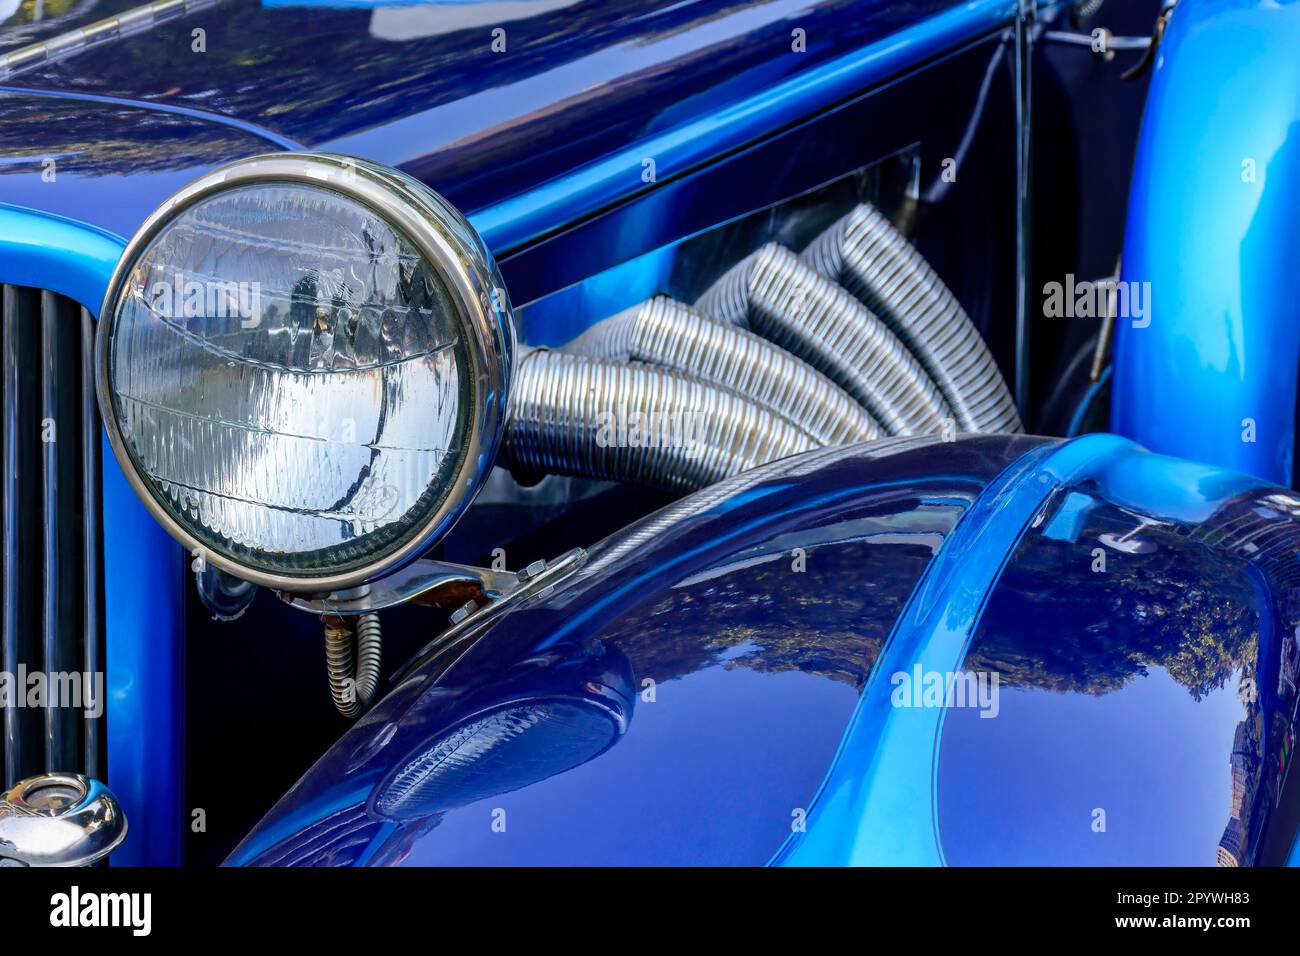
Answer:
0, 774, 127, 867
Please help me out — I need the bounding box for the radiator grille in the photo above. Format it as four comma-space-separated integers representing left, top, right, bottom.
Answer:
0, 284, 103, 786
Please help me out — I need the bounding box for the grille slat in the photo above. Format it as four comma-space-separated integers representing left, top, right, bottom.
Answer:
80, 306, 102, 780
40, 290, 83, 771
1, 284, 104, 786
2, 284, 45, 786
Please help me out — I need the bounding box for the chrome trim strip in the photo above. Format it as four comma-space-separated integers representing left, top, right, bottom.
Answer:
0, 0, 225, 81
0, 85, 306, 151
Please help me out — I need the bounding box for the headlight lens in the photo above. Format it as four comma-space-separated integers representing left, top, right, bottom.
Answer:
98, 154, 513, 589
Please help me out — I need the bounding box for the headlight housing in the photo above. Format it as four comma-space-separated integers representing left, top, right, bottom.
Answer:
96, 153, 514, 591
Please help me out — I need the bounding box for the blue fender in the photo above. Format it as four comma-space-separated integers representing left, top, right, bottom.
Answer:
229, 434, 1300, 866
1111, 0, 1300, 485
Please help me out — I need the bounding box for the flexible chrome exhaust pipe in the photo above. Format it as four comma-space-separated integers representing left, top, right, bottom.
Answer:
505, 203, 1019, 493
802, 203, 1022, 433
504, 349, 818, 493
696, 242, 952, 436
564, 296, 880, 446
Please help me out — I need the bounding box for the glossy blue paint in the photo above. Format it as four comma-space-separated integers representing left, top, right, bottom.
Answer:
769, 434, 1289, 868
939, 454, 1297, 865
101, 437, 186, 867
229, 436, 1044, 865
2, 0, 1250, 868
0, 0, 1026, 305
0, 204, 185, 866
0, 85, 305, 151
0, 0, 1026, 282
0, 0, 1034, 867
1111, 0, 1300, 484
468, 0, 1018, 252
0, 92, 278, 240
1, 0, 1016, 256
230, 433, 1300, 865
773, 434, 1136, 865
0, 204, 124, 307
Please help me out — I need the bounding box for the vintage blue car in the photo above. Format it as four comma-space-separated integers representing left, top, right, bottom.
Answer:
0, 0, 1298, 869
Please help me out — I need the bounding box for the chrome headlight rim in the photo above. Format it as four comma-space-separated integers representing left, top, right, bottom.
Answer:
95, 152, 515, 593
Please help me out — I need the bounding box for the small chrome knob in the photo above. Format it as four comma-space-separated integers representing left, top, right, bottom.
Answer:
0, 773, 127, 866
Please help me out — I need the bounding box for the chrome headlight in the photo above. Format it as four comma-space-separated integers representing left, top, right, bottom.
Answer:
96, 154, 514, 591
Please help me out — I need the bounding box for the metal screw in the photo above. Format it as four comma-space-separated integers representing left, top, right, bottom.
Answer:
450, 600, 478, 625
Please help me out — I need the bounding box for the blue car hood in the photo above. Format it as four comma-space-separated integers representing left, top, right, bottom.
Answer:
0, 0, 970, 226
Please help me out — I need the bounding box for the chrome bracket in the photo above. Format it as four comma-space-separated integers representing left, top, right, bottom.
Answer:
279, 548, 587, 620
391, 547, 588, 682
